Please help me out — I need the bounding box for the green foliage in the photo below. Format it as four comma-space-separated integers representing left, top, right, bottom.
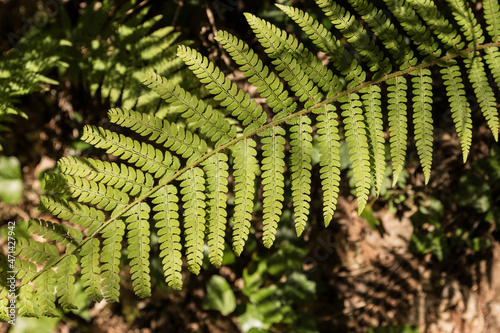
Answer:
3, 0, 500, 321
0, 156, 23, 204
203, 275, 236, 316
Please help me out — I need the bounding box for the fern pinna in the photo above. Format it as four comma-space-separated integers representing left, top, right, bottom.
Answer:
3, 0, 500, 319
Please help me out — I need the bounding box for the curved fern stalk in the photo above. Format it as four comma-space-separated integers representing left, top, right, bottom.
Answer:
387, 77, 408, 186
108, 108, 208, 165
203, 153, 229, 266
100, 219, 125, 303
123, 202, 151, 298
231, 139, 259, 255
176, 45, 266, 133
181, 167, 206, 274
446, 0, 500, 142
261, 126, 286, 248
314, 104, 341, 226
316, 0, 392, 77
80, 239, 103, 302
361, 85, 385, 195
341, 94, 371, 214
412, 68, 434, 184
152, 185, 183, 289
142, 71, 238, 145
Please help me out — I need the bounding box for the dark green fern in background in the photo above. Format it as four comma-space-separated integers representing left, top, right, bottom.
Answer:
1, 0, 500, 320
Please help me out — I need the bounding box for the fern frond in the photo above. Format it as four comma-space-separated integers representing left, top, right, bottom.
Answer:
314, 105, 341, 226
232, 139, 258, 255
80, 238, 103, 302
446, 0, 485, 47
441, 62, 473, 161
483, 0, 500, 42
203, 153, 229, 266
16, 239, 59, 265
59, 156, 154, 197
214, 31, 296, 114
108, 108, 208, 165
39, 196, 104, 235
181, 167, 206, 274
383, 0, 441, 60
28, 219, 82, 248
341, 94, 371, 213
407, 0, 464, 52
361, 85, 385, 195
34, 270, 58, 317
81, 125, 180, 180
64, 175, 129, 212
100, 219, 125, 303
152, 185, 183, 290
17, 284, 37, 318
387, 77, 408, 186
261, 126, 286, 248
177, 45, 266, 133
412, 69, 434, 184
55, 255, 78, 310
244, 13, 338, 99
142, 71, 237, 145
465, 55, 499, 141
316, 0, 391, 76
123, 203, 151, 298
289, 116, 313, 236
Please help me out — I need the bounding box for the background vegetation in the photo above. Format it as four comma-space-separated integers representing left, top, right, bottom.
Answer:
0, 0, 499, 332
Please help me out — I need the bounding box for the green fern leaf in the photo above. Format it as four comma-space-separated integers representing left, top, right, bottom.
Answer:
152, 185, 183, 290
108, 108, 208, 165
387, 77, 408, 186
214, 30, 297, 114
81, 125, 180, 180
16, 239, 59, 266
384, 0, 441, 60
203, 153, 229, 266
231, 139, 258, 255
55, 255, 78, 310
361, 85, 385, 196
177, 45, 266, 133
441, 62, 473, 161
124, 202, 151, 298
483, 0, 500, 42
341, 94, 371, 214
181, 167, 206, 274
39, 196, 104, 236
59, 156, 154, 197
316, 0, 391, 76
28, 219, 82, 248
261, 126, 286, 248
142, 71, 237, 145
100, 219, 125, 303
80, 238, 103, 302
17, 284, 37, 318
34, 270, 58, 317
412, 69, 434, 184
314, 105, 341, 226
289, 115, 313, 236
